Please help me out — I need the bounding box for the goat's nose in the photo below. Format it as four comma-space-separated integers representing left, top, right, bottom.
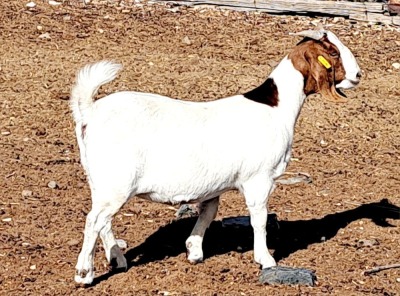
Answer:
356, 71, 362, 79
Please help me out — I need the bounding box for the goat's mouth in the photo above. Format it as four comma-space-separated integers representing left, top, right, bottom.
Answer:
335, 78, 360, 90
335, 87, 347, 98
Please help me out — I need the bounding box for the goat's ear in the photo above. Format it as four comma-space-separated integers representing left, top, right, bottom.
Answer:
306, 52, 348, 103
313, 67, 348, 103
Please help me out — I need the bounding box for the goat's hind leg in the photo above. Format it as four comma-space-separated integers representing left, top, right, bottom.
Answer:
75, 206, 105, 285
100, 221, 127, 271
186, 196, 219, 264
75, 192, 128, 285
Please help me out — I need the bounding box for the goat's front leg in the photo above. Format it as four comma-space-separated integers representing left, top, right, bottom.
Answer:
243, 176, 276, 269
186, 196, 219, 264
99, 221, 127, 271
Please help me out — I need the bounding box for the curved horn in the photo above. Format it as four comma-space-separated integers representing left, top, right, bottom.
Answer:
316, 23, 325, 31
290, 30, 326, 40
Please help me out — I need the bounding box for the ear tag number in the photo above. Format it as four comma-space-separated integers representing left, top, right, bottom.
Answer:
318, 56, 331, 69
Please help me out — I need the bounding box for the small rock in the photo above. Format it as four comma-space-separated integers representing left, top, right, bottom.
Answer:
30, 264, 36, 270
275, 173, 312, 185
22, 190, 33, 197
47, 181, 58, 189
2, 217, 12, 222
182, 36, 192, 45
320, 139, 328, 147
392, 62, 400, 70
260, 266, 317, 286
48, 0, 62, 5
26, 1, 36, 8
67, 239, 80, 246
37, 25, 43, 31
396, 278, 400, 283
38, 33, 51, 39
318, 189, 329, 197
357, 238, 379, 248
1, 131, 11, 136
166, 7, 180, 13
332, 17, 342, 23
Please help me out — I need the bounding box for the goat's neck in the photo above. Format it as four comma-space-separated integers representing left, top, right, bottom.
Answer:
269, 56, 307, 128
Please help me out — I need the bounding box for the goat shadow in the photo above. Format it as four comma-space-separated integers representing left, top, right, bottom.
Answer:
93, 199, 399, 284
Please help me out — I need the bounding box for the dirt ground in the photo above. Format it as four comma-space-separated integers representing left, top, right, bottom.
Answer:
1, 1, 399, 295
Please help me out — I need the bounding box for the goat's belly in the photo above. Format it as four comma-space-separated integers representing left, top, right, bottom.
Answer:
136, 183, 234, 205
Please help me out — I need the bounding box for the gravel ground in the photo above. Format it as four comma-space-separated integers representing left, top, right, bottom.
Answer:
1, 1, 399, 295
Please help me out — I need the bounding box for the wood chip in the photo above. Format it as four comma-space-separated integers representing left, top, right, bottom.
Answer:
22, 190, 33, 197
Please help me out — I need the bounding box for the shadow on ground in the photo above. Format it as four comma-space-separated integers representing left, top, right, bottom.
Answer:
93, 199, 399, 285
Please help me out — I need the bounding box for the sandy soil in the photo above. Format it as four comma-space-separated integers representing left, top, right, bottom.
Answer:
0, 1, 399, 295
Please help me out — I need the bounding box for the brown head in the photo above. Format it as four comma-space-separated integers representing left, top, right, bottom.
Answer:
288, 30, 350, 103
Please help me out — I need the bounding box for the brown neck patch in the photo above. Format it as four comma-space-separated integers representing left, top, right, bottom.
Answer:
243, 78, 279, 107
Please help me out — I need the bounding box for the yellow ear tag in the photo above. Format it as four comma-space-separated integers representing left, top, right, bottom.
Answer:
318, 56, 331, 69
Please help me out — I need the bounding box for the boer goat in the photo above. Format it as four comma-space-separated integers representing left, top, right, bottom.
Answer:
71, 29, 361, 284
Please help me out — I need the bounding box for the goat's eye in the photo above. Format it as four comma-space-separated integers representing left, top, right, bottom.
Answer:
329, 52, 339, 58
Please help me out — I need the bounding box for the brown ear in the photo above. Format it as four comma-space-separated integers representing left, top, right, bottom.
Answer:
306, 51, 348, 103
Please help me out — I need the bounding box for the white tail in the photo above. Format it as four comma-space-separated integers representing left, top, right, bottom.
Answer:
70, 61, 122, 123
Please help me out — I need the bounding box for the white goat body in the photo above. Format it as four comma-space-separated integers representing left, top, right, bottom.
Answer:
71, 29, 360, 285
78, 91, 289, 202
